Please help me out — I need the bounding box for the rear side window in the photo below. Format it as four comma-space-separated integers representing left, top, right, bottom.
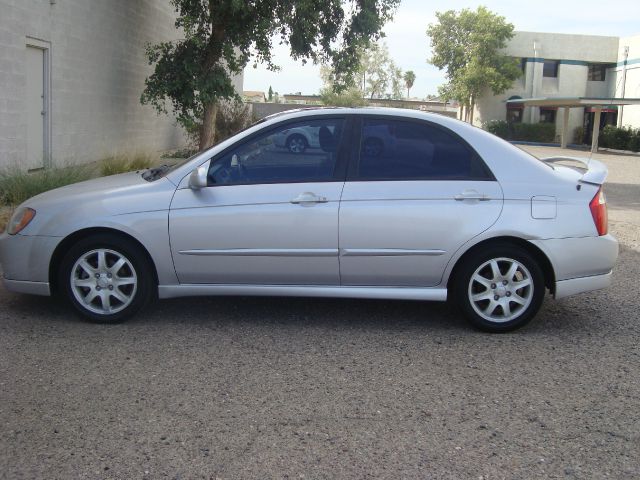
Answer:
353, 118, 492, 181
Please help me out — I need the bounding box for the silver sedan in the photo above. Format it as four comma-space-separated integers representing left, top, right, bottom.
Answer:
0, 108, 618, 332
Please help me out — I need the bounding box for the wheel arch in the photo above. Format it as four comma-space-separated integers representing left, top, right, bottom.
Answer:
446, 236, 556, 294
49, 227, 159, 295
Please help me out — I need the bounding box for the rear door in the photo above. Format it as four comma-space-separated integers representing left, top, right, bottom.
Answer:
339, 116, 503, 287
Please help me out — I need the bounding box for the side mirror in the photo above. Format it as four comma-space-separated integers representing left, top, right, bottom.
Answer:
188, 165, 208, 190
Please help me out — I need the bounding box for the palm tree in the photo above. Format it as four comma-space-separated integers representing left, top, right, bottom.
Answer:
403, 70, 416, 98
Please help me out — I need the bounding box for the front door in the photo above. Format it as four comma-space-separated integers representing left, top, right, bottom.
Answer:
169, 117, 349, 285
339, 116, 503, 287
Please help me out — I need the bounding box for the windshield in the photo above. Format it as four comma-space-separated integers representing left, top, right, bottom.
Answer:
144, 118, 270, 182
142, 152, 201, 182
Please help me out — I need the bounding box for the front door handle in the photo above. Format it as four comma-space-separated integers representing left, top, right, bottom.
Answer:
454, 190, 490, 201
290, 192, 328, 204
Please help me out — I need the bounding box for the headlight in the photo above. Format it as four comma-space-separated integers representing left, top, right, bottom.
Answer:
7, 207, 36, 235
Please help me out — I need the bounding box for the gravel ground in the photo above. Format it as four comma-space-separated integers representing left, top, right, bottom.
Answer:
1, 147, 639, 479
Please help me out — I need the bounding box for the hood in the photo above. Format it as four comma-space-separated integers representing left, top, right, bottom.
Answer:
19, 172, 178, 236
24, 172, 167, 212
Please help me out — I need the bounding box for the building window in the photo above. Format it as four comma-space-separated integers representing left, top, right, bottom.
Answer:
507, 108, 523, 123
519, 58, 527, 76
543, 60, 559, 78
587, 64, 608, 81
539, 108, 557, 124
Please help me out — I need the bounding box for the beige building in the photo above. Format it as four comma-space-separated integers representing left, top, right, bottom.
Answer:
0, 0, 243, 170
474, 31, 640, 142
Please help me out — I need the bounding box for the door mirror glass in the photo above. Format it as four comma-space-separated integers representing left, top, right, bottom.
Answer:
188, 165, 209, 189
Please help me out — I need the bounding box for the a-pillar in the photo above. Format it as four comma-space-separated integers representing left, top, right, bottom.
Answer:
591, 107, 602, 153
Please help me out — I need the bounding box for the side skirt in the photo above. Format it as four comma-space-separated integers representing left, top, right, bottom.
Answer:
158, 284, 448, 302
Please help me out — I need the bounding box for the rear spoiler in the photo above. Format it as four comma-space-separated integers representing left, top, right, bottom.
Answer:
541, 156, 608, 185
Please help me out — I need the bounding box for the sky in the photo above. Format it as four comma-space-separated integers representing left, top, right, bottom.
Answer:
243, 0, 640, 99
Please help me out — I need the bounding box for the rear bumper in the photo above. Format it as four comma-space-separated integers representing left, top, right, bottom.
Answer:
554, 271, 612, 299
530, 234, 618, 281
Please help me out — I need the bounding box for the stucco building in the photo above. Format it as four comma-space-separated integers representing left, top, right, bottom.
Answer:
0, 0, 243, 170
474, 31, 640, 143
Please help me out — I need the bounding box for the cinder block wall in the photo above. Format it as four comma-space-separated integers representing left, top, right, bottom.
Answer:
0, 0, 243, 169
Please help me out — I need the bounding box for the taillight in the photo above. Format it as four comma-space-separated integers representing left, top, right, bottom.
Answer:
589, 187, 608, 236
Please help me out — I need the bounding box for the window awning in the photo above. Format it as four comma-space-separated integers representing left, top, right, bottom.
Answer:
505, 97, 640, 108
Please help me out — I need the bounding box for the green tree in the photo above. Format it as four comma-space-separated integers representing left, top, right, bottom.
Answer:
319, 65, 367, 106
360, 42, 403, 99
427, 6, 521, 122
141, 0, 400, 150
268, 86, 273, 102
403, 70, 416, 98
321, 41, 404, 103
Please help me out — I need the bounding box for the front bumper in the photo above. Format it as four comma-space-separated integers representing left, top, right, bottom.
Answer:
0, 232, 60, 296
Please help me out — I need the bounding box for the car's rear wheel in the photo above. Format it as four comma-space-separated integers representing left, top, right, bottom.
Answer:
58, 234, 154, 323
286, 134, 308, 153
453, 245, 545, 332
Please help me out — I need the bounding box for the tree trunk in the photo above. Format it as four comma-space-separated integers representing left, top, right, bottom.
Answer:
469, 95, 475, 125
199, 101, 218, 151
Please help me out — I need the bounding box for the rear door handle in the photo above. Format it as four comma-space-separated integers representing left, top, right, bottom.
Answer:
290, 192, 328, 204
454, 190, 490, 201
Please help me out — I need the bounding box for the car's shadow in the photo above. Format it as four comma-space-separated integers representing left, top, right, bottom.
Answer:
2, 244, 635, 337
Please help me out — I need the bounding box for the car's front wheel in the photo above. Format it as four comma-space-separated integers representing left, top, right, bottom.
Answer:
58, 234, 155, 323
453, 245, 545, 332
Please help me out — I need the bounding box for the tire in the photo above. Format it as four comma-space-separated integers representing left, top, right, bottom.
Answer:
58, 233, 155, 323
452, 244, 545, 333
286, 134, 308, 153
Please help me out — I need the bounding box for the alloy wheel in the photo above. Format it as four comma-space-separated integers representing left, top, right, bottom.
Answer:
467, 257, 534, 323
69, 248, 138, 315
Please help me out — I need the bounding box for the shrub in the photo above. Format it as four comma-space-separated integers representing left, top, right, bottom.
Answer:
628, 129, 640, 152
0, 207, 12, 232
600, 125, 632, 150
215, 101, 253, 143
483, 120, 556, 143
511, 122, 556, 142
599, 125, 640, 152
573, 126, 585, 145
0, 164, 94, 206
320, 87, 368, 107
184, 100, 254, 150
100, 152, 155, 176
484, 120, 510, 139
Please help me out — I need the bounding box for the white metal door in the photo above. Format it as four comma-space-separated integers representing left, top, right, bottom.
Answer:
26, 46, 45, 169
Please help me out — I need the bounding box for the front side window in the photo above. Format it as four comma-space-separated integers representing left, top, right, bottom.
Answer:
543, 60, 559, 78
207, 118, 344, 185
353, 119, 492, 181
